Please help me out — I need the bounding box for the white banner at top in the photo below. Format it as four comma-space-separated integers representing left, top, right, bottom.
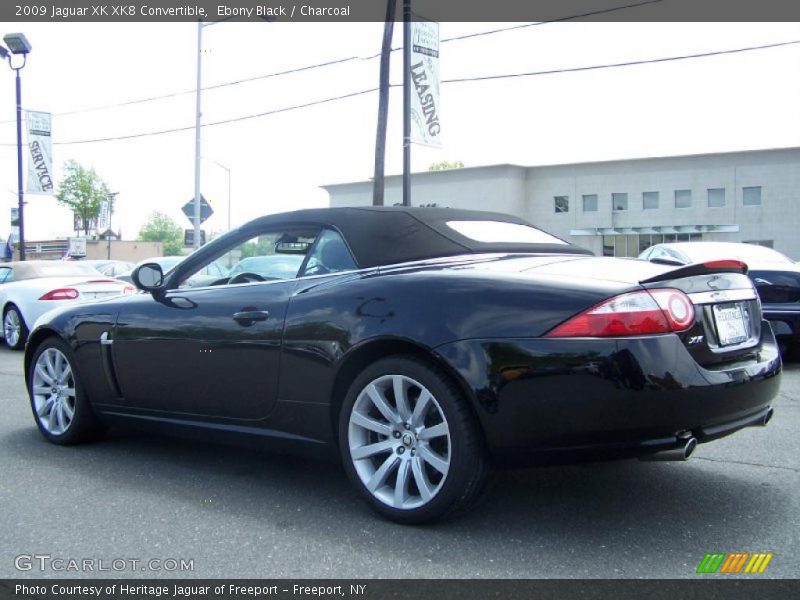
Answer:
26, 111, 54, 195
409, 20, 441, 148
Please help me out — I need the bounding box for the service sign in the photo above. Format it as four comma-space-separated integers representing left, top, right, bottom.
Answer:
26, 111, 54, 195
409, 20, 441, 147
68, 237, 87, 258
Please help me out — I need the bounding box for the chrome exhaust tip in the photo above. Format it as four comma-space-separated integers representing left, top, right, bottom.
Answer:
760, 407, 774, 426
640, 437, 697, 462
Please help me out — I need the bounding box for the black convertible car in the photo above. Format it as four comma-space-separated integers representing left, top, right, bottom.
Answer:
24, 207, 780, 522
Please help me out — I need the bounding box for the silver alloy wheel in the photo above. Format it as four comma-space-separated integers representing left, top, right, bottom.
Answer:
348, 374, 451, 510
31, 348, 77, 436
3, 309, 21, 347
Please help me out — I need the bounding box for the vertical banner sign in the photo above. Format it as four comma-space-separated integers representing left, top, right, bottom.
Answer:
26, 111, 54, 195
98, 200, 111, 231
409, 20, 441, 147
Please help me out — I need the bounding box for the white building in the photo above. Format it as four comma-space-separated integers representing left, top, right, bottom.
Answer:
323, 147, 800, 259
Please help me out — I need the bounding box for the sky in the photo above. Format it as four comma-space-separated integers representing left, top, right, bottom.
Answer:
1, 21, 799, 241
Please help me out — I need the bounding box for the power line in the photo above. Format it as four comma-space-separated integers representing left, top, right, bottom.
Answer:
441, 38, 800, 84
0, 0, 661, 123
16, 37, 796, 147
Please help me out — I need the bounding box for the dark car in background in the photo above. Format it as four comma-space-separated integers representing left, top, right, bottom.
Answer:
639, 242, 800, 354
24, 208, 780, 523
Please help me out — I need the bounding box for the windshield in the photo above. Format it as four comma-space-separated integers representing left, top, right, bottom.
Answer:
33, 264, 103, 277
681, 243, 792, 264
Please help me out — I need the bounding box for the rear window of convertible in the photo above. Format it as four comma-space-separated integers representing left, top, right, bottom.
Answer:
446, 220, 568, 245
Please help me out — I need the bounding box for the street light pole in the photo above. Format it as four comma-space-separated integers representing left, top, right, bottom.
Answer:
1, 33, 32, 261
13, 65, 24, 260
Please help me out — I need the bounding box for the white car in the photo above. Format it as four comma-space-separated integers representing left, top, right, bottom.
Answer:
1, 261, 135, 350
639, 241, 800, 354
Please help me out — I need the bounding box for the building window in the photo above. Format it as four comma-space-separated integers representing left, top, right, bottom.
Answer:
612, 193, 628, 211
744, 240, 773, 248
642, 191, 659, 210
674, 189, 692, 209
554, 196, 569, 213
707, 188, 725, 208
743, 186, 762, 206
582, 194, 598, 212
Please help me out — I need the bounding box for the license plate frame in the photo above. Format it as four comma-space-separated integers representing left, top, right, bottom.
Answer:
713, 302, 749, 347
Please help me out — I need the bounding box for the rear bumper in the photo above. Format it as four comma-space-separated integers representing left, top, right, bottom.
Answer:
434, 321, 781, 465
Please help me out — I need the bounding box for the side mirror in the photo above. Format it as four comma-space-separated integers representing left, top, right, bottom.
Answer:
131, 263, 164, 292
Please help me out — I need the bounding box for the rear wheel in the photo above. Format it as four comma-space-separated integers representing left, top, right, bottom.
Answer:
28, 337, 103, 444
339, 356, 489, 524
3, 305, 28, 350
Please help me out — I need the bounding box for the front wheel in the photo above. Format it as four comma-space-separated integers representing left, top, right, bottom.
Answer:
3, 305, 28, 350
28, 337, 104, 445
339, 356, 489, 524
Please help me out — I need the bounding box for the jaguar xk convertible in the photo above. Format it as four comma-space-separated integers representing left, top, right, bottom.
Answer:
24, 207, 781, 523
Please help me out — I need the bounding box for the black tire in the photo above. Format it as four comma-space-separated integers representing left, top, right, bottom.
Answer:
3, 304, 28, 350
28, 337, 104, 445
338, 355, 490, 524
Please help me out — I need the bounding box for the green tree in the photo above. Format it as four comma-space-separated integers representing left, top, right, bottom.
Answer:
139, 212, 184, 256
55, 160, 111, 235
428, 160, 464, 171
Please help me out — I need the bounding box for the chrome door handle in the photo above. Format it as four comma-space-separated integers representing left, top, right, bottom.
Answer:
232, 310, 269, 323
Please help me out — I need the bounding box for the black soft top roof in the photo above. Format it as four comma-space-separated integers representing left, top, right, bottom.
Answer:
242, 206, 591, 268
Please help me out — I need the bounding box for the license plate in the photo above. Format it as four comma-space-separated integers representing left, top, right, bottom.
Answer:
713, 303, 749, 346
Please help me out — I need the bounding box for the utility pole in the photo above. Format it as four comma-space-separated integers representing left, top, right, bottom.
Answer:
193, 20, 203, 250
402, 0, 412, 207
372, 0, 396, 206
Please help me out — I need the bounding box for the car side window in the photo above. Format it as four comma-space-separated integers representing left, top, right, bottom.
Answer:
301, 229, 357, 277
176, 229, 319, 289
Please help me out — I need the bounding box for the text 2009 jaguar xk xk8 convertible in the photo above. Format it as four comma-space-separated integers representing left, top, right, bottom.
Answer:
24, 207, 780, 522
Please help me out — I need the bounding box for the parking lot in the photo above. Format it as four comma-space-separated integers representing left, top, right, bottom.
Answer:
0, 345, 797, 579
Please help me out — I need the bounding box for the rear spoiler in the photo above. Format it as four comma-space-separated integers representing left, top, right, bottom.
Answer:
640, 260, 748, 284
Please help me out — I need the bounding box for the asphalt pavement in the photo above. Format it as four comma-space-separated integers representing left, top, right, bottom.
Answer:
0, 345, 797, 579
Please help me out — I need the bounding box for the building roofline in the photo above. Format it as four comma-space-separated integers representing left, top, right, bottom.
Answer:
526, 145, 800, 170
321, 163, 527, 189
321, 146, 800, 189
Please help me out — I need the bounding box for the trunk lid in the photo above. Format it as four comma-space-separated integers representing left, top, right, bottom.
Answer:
515, 255, 762, 366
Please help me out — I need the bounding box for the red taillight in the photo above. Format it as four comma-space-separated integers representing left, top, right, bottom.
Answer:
546, 288, 695, 338
703, 259, 747, 271
39, 288, 79, 301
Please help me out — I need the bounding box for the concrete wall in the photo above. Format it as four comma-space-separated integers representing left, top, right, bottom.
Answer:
84, 240, 163, 262
527, 148, 800, 257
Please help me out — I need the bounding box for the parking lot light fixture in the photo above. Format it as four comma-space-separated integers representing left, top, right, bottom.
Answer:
2, 32, 31, 261
3, 33, 32, 55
